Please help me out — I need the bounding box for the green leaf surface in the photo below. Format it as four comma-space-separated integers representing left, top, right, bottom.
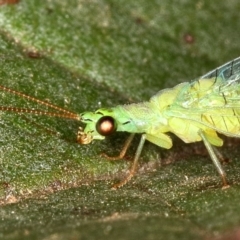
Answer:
0, 0, 240, 239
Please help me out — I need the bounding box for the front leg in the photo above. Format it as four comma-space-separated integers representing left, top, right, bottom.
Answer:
112, 134, 146, 189
101, 133, 135, 161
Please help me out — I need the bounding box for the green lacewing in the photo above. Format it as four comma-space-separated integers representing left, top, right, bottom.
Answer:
1, 57, 240, 188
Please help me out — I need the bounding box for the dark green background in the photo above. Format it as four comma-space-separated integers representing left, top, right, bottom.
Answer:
0, 0, 240, 239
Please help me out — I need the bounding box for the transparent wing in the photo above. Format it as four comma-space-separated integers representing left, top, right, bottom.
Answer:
200, 56, 240, 82
167, 57, 240, 135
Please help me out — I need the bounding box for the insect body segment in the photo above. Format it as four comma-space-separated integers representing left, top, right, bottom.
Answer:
78, 104, 153, 142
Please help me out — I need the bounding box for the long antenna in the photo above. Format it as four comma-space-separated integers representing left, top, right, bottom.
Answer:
0, 106, 80, 120
0, 85, 81, 120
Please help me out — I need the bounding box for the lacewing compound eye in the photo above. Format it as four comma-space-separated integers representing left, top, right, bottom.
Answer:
96, 116, 116, 136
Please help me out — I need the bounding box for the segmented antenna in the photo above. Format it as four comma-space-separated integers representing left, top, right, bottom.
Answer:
0, 85, 80, 121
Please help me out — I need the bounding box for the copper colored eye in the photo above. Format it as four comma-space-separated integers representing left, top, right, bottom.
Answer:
96, 116, 116, 136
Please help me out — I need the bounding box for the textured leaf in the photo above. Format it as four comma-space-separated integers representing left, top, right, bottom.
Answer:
0, 0, 240, 239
